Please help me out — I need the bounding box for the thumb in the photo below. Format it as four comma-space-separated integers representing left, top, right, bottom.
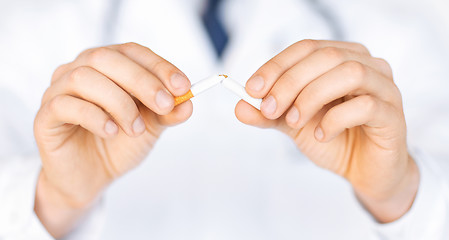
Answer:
144, 100, 193, 127
234, 100, 278, 129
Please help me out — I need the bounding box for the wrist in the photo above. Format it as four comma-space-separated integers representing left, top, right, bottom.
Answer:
354, 155, 420, 223
34, 170, 100, 238
36, 169, 102, 209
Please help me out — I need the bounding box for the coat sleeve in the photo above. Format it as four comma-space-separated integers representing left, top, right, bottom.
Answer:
0, 155, 54, 240
0, 154, 106, 240
367, 149, 449, 239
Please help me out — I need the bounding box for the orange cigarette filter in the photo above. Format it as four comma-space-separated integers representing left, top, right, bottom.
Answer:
174, 90, 194, 106
173, 75, 227, 106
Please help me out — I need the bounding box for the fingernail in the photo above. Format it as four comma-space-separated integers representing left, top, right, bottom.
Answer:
170, 73, 189, 89
261, 95, 277, 116
155, 90, 174, 110
315, 127, 324, 140
246, 76, 265, 92
286, 107, 300, 125
133, 116, 146, 134
105, 120, 118, 135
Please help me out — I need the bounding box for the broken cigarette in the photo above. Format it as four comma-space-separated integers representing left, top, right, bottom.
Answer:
221, 77, 262, 110
174, 74, 226, 106
174, 74, 262, 110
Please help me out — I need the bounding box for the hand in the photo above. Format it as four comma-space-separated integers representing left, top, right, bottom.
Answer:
236, 40, 419, 223
34, 42, 192, 237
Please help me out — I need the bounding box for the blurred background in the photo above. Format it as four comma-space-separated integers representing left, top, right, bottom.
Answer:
0, 0, 448, 239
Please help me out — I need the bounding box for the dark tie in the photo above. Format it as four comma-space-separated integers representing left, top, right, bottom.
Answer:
202, 0, 229, 58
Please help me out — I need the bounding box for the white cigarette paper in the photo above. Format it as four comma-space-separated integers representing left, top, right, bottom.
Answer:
191, 75, 227, 96
175, 74, 262, 110
221, 77, 262, 110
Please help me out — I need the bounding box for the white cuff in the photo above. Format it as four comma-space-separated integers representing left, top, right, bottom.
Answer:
0, 154, 105, 240
367, 149, 449, 239
0, 154, 54, 239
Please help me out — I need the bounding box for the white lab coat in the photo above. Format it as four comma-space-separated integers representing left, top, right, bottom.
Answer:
0, 0, 449, 239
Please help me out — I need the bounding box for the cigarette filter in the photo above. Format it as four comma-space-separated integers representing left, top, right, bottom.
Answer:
221, 77, 262, 110
174, 74, 227, 106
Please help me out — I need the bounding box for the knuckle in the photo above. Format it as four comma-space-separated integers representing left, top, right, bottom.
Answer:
79, 48, 93, 57
324, 109, 339, 126
157, 61, 178, 77
85, 47, 112, 65
359, 95, 377, 114
321, 47, 345, 61
374, 57, 393, 75
306, 87, 320, 100
297, 91, 319, 115
118, 42, 141, 53
297, 39, 319, 52
47, 95, 65, 114
68, 66, 91, 85
374, 57, 387, 65
280, 71, 297, 85
343, 61, 366, 86
41, 88, 53, 106
150, 59, 167, 73
78, 102, 93, 117
294, 98, 307, 115
34, 110, 47, 136
33, 112, 44, 133
390, 84, 403, 106
51, 64, 69, 83
119, 42, 140, 52
116, 97, 139, 122
352, 42, 370, 54
265, 58, 285, 73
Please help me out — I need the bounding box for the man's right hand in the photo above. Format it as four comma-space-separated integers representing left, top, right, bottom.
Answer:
33, 42, 192, 238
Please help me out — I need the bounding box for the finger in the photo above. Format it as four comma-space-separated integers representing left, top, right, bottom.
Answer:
372, 57, 393, 79
260, 47, 386, 119
285, 61, 400, 129
110, 43, 191, 96
74, 47, 175, 115
245, 40, 371, 98
234, 100, 279, 129
51, 63, 71, 84
154, 100, 194, 126
36, 95, 118, 139
315, 95, 397, 142
46, 66, 144, 137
